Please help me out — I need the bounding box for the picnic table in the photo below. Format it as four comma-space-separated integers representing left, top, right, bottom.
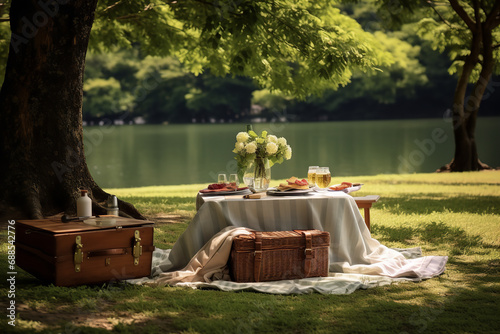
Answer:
130, 189, 447, 294
168, 191, 379, 272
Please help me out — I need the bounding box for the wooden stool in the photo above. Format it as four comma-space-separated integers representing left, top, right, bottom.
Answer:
353, 195, 380, 230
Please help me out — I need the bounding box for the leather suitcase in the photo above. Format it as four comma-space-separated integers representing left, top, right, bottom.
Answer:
229, 230, 330, 282
15, 217, 154, 286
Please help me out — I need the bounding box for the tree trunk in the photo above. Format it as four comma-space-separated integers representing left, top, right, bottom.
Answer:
0, 0, 144, 220
439, 1, 498, 173
446, 30, 480, 172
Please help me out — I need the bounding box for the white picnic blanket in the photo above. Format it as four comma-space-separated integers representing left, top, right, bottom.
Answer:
129, 226, 448, 294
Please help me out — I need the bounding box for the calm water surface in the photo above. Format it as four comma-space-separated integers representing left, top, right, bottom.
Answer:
84, 118, 500, 188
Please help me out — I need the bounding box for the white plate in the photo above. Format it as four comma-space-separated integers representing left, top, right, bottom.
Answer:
199, 188, 252, 196
328, 184, 362, 194
266, 188, 313, 196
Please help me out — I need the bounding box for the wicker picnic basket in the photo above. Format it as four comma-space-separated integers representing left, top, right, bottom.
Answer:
229, 230, 330, 282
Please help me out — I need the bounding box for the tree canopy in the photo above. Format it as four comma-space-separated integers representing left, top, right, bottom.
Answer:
371, 0, 500, 171
73, 1, 499, 124
0, 0, 403, 219
1, 0, 398, 96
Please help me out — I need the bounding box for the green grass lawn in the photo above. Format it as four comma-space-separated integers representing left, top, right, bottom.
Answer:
1, 171, 499, 333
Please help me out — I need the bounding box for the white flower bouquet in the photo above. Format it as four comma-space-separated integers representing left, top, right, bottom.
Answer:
233, 128, 292, 188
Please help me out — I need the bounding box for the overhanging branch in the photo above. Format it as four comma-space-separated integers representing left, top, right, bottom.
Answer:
484, 0, 500, 29
102, 1, 122, 13
427, 0, 453, 28
449, 0, 476, 32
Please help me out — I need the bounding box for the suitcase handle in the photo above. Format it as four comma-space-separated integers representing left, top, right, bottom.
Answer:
87, 248, 128, 258
86, 245, 155, 259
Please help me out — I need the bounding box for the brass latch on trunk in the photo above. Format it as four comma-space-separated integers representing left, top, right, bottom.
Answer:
74, 235, 83, 272
133, 230, 142, 266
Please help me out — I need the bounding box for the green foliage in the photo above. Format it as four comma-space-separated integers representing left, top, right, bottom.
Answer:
130, 54, 195, 123
3, 0, 498, 122
371, 0, 500, 82
232, 128, 292, 181
328, 30, 428, 105
252, 89, 293, 111
184, 74, 256, 120
0, 0, 394, 99
83, 77, 134, 119
89, 0, 393, 98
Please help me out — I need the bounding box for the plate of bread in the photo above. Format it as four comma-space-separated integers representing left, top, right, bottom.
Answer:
267, 177, 313, 196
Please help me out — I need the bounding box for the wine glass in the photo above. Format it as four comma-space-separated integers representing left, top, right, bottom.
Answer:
229, 174, 239, 189
218, 174, 227, 184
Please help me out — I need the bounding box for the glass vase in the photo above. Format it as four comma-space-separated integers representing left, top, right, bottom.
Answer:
243, 157, 271, 192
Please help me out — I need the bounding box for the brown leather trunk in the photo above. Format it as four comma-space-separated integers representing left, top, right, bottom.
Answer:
15, 218, 154, 286
229, 230, 330, 282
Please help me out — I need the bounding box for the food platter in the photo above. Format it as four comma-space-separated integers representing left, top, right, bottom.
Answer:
199, 188, 252, 196
328, 184, 362, 194
266, 188, 313, 196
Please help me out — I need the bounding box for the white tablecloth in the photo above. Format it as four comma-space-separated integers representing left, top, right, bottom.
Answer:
128, 190, 448, 293
149, 191, 447, 282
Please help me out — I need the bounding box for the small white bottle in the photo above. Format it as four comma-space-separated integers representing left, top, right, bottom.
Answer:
77, 189, 92, 217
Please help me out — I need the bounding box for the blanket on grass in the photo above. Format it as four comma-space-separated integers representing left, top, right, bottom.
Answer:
128, 227, 448, 295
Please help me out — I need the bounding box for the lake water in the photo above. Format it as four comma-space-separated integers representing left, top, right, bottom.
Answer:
84, 118, 500, 188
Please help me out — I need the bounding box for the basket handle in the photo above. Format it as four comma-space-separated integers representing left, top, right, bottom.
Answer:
254, 232, 263, 282
301, 231, 313, 277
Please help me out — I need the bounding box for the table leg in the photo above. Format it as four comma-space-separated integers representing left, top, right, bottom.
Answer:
364, 208, 371, 230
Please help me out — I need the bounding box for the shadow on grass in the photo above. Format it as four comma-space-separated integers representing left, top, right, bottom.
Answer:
11, 281, 498, 334
374, 221, 498, 255
380, 194, 500, 215
5, 241, 499, 333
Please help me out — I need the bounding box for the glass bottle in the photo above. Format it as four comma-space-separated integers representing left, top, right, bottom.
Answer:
106, 195, 119, 216
77, 189, 92, 217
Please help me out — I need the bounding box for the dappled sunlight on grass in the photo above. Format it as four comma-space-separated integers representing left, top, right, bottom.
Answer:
116, 195, 196, 218
379, 194, 500, 215
154, 223, 190, 249
352, 171, 500, 185
371, 208, 500, 248
373, 220, 495, 258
